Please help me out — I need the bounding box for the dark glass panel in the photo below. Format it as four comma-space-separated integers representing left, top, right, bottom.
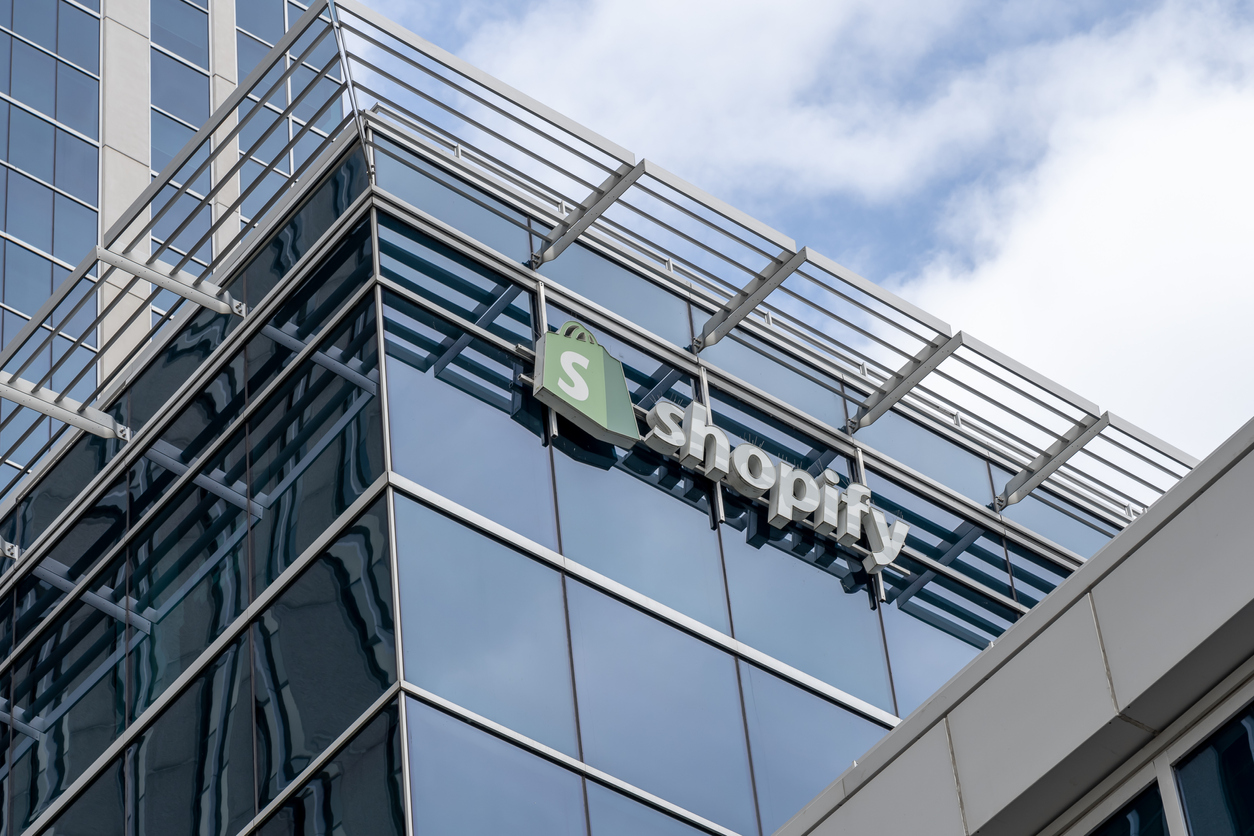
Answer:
709, 387, 847, 475
567, 581, 758, 835
57, 0, 100, 72
12, 0, 55, 49
740, 662, 886, 834
1178, 700, 1254, 835
384, 294, 557, 549
54, 128, 98, 204
374, 137, 537, 264
152, 0, 209, 68
701, 329, 848, 430
131, 638, 254, 836
236, 0, 283, 44
856, 410, 995, 505
1090, 785, 1165, 836
9, 105, 54, 181
722, 525, 894, 712
407, 697, 587, 836
53, 193, 97, 263
999, 483, 1117, 559
54, 60, 98, 139
8, 175, 54, 252
1006, 538, 1072, 607
378, 213, 534, 345
12, 434, 120, 551
151, 48, 209, 127
539, 242, 692, 348
151, 109, 209, 193
395, 495, 578, 756
11, 41, 55, 117
152, 181, 212, 265
552, 437, 729, 632
879, 599, 980, 716
255, 703, 406, 836
253, 499, 395, 806
42, 755, 125, 835
586, 781, 709, 836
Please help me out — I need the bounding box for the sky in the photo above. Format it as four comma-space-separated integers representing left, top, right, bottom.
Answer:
363, 0, 1254, 459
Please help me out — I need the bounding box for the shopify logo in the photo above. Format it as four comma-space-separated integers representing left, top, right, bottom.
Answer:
644, 400, 909, 575
534, 322, 640, 448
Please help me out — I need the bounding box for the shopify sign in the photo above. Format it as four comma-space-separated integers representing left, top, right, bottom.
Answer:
643, 400, 909, 575
534, 322, 640, 448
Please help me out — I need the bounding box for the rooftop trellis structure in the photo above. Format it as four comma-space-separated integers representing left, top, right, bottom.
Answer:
0, 0, 1196, 567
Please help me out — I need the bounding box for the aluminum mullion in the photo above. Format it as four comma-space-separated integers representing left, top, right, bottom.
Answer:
20, 474, 389, 836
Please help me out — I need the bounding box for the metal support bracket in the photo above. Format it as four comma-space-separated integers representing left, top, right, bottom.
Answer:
96, 247, 244, 317
849, 332, 964, 432
531, 159, 647, 268
261, 324, 377, 394
0, 372, 130, 440
890, 521, 982, 608
995, 412, 1111, 510
695, 247, 811, 350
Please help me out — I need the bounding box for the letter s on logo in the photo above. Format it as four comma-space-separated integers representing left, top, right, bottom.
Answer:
557, 351, 591, 401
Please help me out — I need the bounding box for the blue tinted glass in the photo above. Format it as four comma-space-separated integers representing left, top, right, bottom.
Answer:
384, 295, 558, 549
701, 330, 847, 428
11, 41, 55, 117
237, 30, 282, 107
1000, 488, 1115, 558
5, 242, 52, 314
567, 581, 758, 834
710, 387, 847, 473
586, 781, 708, 836
151, 109, 210, 194
407, 698, 588, 836
53, 193, 96, 262
856, 410, 994, 504
54, 128, 97, 204
153, 0, 209, 68
740, 662, 886, 834
1177, 700, 1254, 835
13, 0, 55, 49
1006, 539, 1071, 607
42, 756, 125, 835
0, 100, 7, 156
722, 529, 895, 712
553, 446, 730, 632
1092, 785, 1165, 836
9, 106, 54, 181
151, 48, 209, 127
539, 243, 692, 348
7, 173, 53, 252
879, 600, 980, 716
395, 495, 579, 756
57, 1, 99, 72
374, 138, 535, 263
55, 60, 98, 138
0, 35, 9, 95
236, 0, 283, 43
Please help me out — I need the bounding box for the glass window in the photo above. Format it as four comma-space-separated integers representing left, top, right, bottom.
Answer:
408, 697, 588, 836
55, 59, 98, 138
701, 329, 848, 430
1177, 700, 1254, 835
567, 581, 758, 835
384, 294, 558, 550
11, 41, 56, 117
151, 48, 209, 127
539, 242, 692, 348
152, 109, 209, 193
374, 137, 538, 264
54, 128, 98, 204
552, 442, 730, 632
13, 0, 56, 50
239, 98, 290, 173
586, 781, 710, 836
856, 409, 995, 505
8, 174, 54, 253
10, 106, 55, 181
879, 599, 980, 716
710, 387, 846, 474
289, 65, 344, 134
999, 486, 1116, 559
6, 241, 53, 313
42, 756, 125, 835
237, 30, 282, 104
57, 0, 100, 73
1088, 785, 1165, 836
236, 0, 284, 44
256, 704, 405, 836
1006, 538, 1072, 608
395, 495, 579, 756
53, 193, 96, 263
722, 527, 895, 712
740, 662, 886, 834
153, 0, 209, 68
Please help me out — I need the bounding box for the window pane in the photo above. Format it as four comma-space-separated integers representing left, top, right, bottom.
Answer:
8, 175, 54, 252
723, 527, 895, 712
553, 442, 729, 632
1006, 539, 1072, 608
151, 48, 209, 127
567, 581, 758, 835
13, 0, 56, 49
55, 60, 98, 138
539, 243, 692, 348
395, 495, 579, 756
151, 109, 209, 193
384, 295, 558, 550
153, 0, 209, 68
1177, 700, 1254, 835
880, 599, 980, 716
856, 409, 994, 505
53, 193, 97, 263
11, 41, 56, 117
54, 128, 98, 204
1089, 785, 1165, 836
407, 697, 588, 836
57, 0, 100, 72
43, 756, 125, 835
740, 661, 886, 834
6, 240, 53, 312
236, 0, 284, 44
9, 106, 54, 181
586, 781, 709, 836
999, 486, 1116, 559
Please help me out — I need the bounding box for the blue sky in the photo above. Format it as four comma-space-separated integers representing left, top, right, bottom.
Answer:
361, 0, 1254, 457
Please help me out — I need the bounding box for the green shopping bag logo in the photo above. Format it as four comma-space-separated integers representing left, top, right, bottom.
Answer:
534, 322, 640, 448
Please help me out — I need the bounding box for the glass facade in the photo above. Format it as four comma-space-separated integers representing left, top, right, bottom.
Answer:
0, 4, 1195, 835
1176, 700, 1254, 836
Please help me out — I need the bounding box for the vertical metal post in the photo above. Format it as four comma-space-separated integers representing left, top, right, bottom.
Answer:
697, 365, 725, 527
535, 281, 558, 442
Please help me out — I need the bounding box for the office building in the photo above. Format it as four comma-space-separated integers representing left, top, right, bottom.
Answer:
0, 2, 1222, 835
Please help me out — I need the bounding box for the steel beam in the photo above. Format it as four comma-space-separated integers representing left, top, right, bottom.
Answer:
0, 372, 128, 440
849, 332, 965, 432
695, 247, 811, 349
532, 159, 647, 267
996, 412, 1112, 510
95, 247, 242, 317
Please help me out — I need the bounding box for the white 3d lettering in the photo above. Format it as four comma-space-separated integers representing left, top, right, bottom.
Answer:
557, 351, 590, 402
644, 400, 908, 574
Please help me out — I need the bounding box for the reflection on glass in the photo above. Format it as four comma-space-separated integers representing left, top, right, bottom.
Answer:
586, 781, 708, 836
856, 410, 994, 505
567, 581, 758, 835
384, 294, 557, 549
1088, 785, 1165, 836
722, 529, 894, 712
1006, 539, 1072, 607
740, 662, 886, 834
395, 495, 579, 756
879, 601, 979, 716
701, 331, 847, 429
1177, 700, 1254, 835
553, 443, 729, 632
999, 488, 1116, 559
43, 756, 125, 835
408, 698, 588, 836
